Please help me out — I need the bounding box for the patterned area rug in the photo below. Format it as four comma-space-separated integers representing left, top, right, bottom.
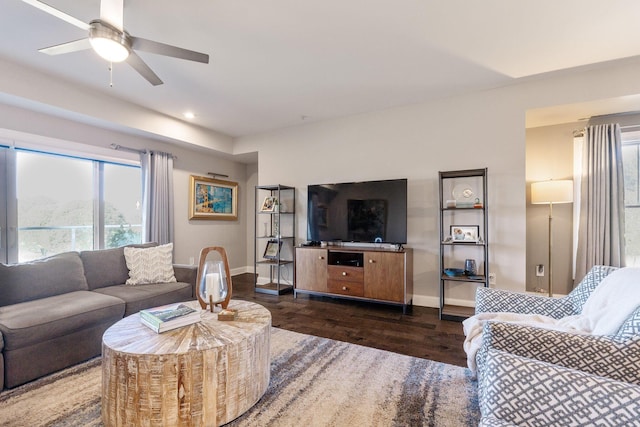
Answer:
0, 328, 479, 426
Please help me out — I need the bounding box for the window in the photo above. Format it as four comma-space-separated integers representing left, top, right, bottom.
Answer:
104, 163, 142, 248
17, 151, 94, 260
4, 149, 141, 263
622, 131, 640, 267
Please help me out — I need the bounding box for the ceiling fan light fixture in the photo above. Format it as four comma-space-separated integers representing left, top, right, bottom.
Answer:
90, 37, 129, 62
89, 20, 130, 63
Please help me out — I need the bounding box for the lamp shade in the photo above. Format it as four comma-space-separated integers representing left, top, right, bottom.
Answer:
531, 180, 573, 204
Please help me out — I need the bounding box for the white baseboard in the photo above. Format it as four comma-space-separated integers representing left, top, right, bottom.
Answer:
412, 295, 438, 308
230, 266, 249, 277
236, 266, 294, 286
412, 295, 474, 309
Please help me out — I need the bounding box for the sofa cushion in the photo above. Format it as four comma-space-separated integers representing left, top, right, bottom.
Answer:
124, 243, 177, 285
0, 290, 124, 350
0, 252, 88, 307
93, 282, 193, 316
80, 243, 157, 290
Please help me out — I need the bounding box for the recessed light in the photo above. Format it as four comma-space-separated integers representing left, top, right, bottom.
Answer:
183, 111, 195, 119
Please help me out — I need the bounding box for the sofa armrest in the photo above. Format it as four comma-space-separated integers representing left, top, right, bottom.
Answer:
475, 287, 575, 318
478, 322, 640, 385
480, 349, 640, 427
173, 264, 198, 298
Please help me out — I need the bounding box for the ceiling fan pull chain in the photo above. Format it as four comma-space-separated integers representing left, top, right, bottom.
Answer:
109, 62, 113, 87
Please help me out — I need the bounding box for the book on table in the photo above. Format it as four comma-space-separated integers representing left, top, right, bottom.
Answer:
139, 302, 201, 333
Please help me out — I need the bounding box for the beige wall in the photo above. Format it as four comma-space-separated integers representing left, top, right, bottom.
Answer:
525, 122, 577, 295
172, 148, 248, 272
237, 88, 527, 308
236, 59, 640, 307
525, 113, 640, 295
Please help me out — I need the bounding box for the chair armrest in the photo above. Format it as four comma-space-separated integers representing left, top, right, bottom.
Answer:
173, 264, 198, 298
480, 349, 640, 427
478, 322, 640, 385
475, 287, 576, 318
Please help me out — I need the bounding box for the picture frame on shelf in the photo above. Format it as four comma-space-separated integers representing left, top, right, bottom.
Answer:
263, 239, 283, 259
450, 225, 479, 242
189, 175, 238, 220
260, 196, 278, 212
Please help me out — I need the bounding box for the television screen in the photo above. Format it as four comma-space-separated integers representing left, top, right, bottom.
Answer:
307, 179, 407, 244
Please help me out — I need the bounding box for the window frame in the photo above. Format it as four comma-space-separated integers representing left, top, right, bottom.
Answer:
621, 130, 640, 267
1, 144, 141, 263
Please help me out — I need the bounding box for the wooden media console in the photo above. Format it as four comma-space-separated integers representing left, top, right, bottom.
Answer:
294, 246, 413, 313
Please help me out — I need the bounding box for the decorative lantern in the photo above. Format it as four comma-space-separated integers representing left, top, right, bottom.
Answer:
196, 247, 233, 311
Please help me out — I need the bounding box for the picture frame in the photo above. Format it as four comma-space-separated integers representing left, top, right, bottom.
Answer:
189, 175, 238, 221
260, 196, 278, 212
450, 225, 479, 243
263, 239, 283, 259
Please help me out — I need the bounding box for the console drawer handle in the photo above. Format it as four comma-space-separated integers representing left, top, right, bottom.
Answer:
342, 272, 347, 276
342, 286, 348, 291
369, 259, 374, 263
319, 256, 324, 260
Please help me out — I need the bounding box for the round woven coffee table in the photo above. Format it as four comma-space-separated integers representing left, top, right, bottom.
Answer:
101, 300, 271, 427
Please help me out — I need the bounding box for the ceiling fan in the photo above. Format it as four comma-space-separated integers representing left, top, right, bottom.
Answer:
21, 0, 209, 86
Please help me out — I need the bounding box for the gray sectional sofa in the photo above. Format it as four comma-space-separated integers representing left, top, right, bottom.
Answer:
0, 244, 197, 389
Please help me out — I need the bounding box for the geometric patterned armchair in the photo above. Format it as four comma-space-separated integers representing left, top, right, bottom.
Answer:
478, 349, 640, 427
472, 265, 640, 426
475, 265, 619, 318
474, 265, 624, 377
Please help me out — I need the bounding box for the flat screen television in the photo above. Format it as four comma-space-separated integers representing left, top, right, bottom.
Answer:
307, 178, 407, 244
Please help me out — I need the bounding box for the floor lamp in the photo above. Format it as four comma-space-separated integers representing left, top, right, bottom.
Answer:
531, 180, 573, 297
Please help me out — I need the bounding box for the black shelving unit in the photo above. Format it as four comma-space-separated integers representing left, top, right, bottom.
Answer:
439, 168, 489, 321
254, 184, 295, 295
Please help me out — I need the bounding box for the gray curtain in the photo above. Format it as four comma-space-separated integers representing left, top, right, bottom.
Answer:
141, 151, 174, 245
574, 123, 625, 283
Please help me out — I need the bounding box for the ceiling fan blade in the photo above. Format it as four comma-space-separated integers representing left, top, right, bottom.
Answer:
126, 51, 163, 86
100, 0, 124, 31
131, 37, 209, 64
39, 38, 91, 55
20, 0, 90, 31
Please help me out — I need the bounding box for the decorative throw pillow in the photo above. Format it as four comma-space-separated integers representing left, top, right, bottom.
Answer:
124, 243, 177, 285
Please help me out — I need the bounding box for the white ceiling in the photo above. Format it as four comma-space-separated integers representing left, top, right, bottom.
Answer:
2, 0, 640, 139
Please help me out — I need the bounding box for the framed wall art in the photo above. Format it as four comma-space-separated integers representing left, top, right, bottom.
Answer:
189, 175, 238, 220
450, 225, 479, 242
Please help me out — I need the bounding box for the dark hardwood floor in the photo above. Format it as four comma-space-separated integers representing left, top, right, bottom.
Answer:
232, 273, 468, 368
